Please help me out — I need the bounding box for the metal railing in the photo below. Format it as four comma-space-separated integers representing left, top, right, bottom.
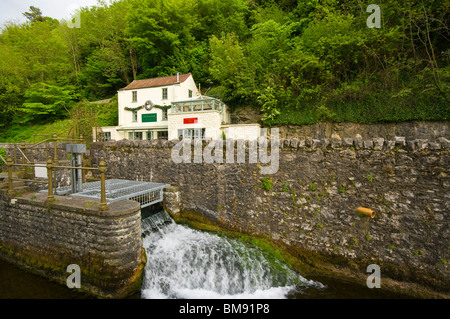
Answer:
6, 134, 84, 167
5, 156, 109, 211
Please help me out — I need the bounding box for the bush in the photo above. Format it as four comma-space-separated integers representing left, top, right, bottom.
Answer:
261, 177, 273, 191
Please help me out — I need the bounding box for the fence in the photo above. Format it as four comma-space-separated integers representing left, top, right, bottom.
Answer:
0, 134, 84, 169
4, 156, 109, 211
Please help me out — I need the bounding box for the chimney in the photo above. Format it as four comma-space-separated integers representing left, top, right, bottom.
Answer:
176, 72, 180, 83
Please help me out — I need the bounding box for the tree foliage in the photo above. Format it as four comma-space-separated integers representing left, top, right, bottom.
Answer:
0, 0, 448, 133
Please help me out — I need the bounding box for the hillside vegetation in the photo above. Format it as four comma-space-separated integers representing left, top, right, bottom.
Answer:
0, 0, 448, 141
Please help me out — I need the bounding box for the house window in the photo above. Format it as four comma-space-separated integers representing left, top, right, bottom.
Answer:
188, 89, 192, 98
158, 131, 168, 140
162, 109, 168, 121
146, 131, 154, 140
132, 91, 137, 102
128, 132, 143, 140
132, 110, 138, 122
162, 88, 168, 100
103, 132, 111, 141
177, 128, 205, 139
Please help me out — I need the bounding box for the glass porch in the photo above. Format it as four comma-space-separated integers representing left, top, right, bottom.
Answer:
171, 98, 224, 114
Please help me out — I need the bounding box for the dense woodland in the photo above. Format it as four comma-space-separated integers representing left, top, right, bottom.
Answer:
0, 0, 448, 141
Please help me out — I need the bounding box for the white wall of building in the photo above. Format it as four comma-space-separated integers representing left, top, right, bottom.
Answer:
117, 75, 200, 129
168, 111, 223, 140
93, 126, 124, 141
221, 124, 261, 140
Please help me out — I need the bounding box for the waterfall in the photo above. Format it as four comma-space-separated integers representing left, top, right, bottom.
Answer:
141, 210, 325, 299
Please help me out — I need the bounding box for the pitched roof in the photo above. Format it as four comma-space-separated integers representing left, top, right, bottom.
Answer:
120, 73, 192, 90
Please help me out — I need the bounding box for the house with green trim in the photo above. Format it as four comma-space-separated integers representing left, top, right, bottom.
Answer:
95, 73, 260, 141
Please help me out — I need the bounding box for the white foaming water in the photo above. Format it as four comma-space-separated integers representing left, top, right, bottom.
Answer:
141, 211, 325, 299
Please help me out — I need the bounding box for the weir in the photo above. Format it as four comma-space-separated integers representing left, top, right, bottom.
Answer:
36, 143, 171, 209
140, 210, 325, 299
52, 179, 170, 208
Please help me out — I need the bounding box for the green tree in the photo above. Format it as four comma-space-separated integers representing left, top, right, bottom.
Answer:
16, 83, 78, 124
23, 6, 46, 22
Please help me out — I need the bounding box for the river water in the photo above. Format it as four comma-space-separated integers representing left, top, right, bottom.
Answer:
0, 210, 409, 299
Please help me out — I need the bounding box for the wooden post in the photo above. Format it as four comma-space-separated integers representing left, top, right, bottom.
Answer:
6, 156, 14, 196
46, 157, 54, 202
98, 157, 109, 211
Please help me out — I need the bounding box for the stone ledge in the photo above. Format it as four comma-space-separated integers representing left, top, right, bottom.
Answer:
1, 191, 140, 218
92, 135, 450, 152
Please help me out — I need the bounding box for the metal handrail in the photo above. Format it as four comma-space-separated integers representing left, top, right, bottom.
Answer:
5, 156, 109, 211
5, 134, 84, 166
16, 146, 31, 163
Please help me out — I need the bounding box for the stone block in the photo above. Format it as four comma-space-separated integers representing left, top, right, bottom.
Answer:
313, 139, 322, 148
407, 140, 416, 151
290, 138, 299, 149
284, 139, 291, 148
385, 140, 395, 150
354, 134, 363, 149
437, 137, 450, 149
343, 138, 354, 147
373, 137, 385, 150
331, 133, 342, 148
416, 139, 428, 151
363, 140, 373, 149
298, 140, 306, 148
394, 136, 406, 147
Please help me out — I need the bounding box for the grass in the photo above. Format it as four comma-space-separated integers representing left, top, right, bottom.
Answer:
0, 119, 74, 143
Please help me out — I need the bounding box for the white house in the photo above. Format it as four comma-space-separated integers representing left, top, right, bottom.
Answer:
95, 73, 260, 142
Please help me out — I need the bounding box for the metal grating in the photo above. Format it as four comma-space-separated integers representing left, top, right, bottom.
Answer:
51, 179, 170, 208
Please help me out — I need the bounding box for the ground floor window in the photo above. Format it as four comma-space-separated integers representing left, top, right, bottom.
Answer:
129, 132, 143, 140
177, 128, 205, 139
103, 132, 111, 141
158, 131, 168, 140
128, 130, 167, 140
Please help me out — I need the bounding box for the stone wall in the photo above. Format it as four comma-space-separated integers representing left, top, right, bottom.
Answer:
278, 120, 449, 140
88, 131, 450, 297
0, 191, 145, 298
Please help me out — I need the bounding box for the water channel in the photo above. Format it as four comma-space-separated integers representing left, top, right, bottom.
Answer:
0, 210, 409, 299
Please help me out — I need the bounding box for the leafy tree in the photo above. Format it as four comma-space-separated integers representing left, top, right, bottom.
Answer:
16, 83, 78, 124
23, 6, 46, 22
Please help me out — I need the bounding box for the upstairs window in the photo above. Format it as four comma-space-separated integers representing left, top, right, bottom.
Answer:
188, 89, 193, 98
162, 109, 168, 121
132, 91, 137, 102
162, 88, 168, 100
132, 110, 138, 122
